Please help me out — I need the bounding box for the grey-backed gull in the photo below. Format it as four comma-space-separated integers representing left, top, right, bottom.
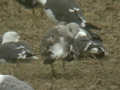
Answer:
0, 31, 38, 63
0, 75, 34, 90
40, 23, 80, 76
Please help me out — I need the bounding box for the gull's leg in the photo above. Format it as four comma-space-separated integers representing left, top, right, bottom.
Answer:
32, 8, 36, 15
62, 60, 66, 72
50, 63, 56, 78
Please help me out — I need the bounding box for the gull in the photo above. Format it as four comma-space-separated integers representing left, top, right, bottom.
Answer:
0, 31, 38, 63
40, 23, 79, 77
0, 75, 34, 90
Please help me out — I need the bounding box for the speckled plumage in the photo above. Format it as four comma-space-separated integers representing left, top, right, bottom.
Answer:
40, 23, 79, 64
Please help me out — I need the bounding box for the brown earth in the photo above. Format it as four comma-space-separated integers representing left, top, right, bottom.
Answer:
0, 0, 119, 90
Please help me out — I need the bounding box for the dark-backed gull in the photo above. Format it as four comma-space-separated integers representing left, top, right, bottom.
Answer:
72, 27, 107, 58
36, 0, 100, 30
0, 31, 38, 63
18, 0, 86, 26
38, 0, 86, 26
0, 75, 34, 90
17, 0, 101, 30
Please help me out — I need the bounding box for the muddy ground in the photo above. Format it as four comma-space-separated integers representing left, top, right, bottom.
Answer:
0, 0, 119, 90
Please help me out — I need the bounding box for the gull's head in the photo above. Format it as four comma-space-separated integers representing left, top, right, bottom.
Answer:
37, 0, 47, 5
2, 31, 20, 44
66, 22, 80, 38
57, 23, 80, 38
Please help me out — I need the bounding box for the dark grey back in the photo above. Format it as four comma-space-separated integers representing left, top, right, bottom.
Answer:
45, 0, 84, 24
0, 35, 2, 44
0, 42, 33, 61
72, 28, 105, 57
17, 0, 38, 8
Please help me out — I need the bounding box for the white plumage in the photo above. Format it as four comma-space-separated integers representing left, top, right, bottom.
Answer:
49, 37, 67, 59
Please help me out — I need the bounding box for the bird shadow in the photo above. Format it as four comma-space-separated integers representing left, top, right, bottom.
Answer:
0, 59, 34, 64
16, 0, 42, 9
38, 72, 78, 81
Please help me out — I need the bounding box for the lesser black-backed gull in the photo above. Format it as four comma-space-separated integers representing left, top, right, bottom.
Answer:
72, 27, 107, 58
36, 0, 100, 30
17, 0, 101, 30
38, 0, 86, 26
18, 0, 86, 26
0, 31, 38, 63
0, 75, 34, 90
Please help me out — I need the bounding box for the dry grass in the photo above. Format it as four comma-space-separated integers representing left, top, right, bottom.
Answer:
0, 0, 119, 90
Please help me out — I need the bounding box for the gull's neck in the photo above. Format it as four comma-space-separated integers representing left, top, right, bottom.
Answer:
0, 75, 5, 84
2, 38, 19, 44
